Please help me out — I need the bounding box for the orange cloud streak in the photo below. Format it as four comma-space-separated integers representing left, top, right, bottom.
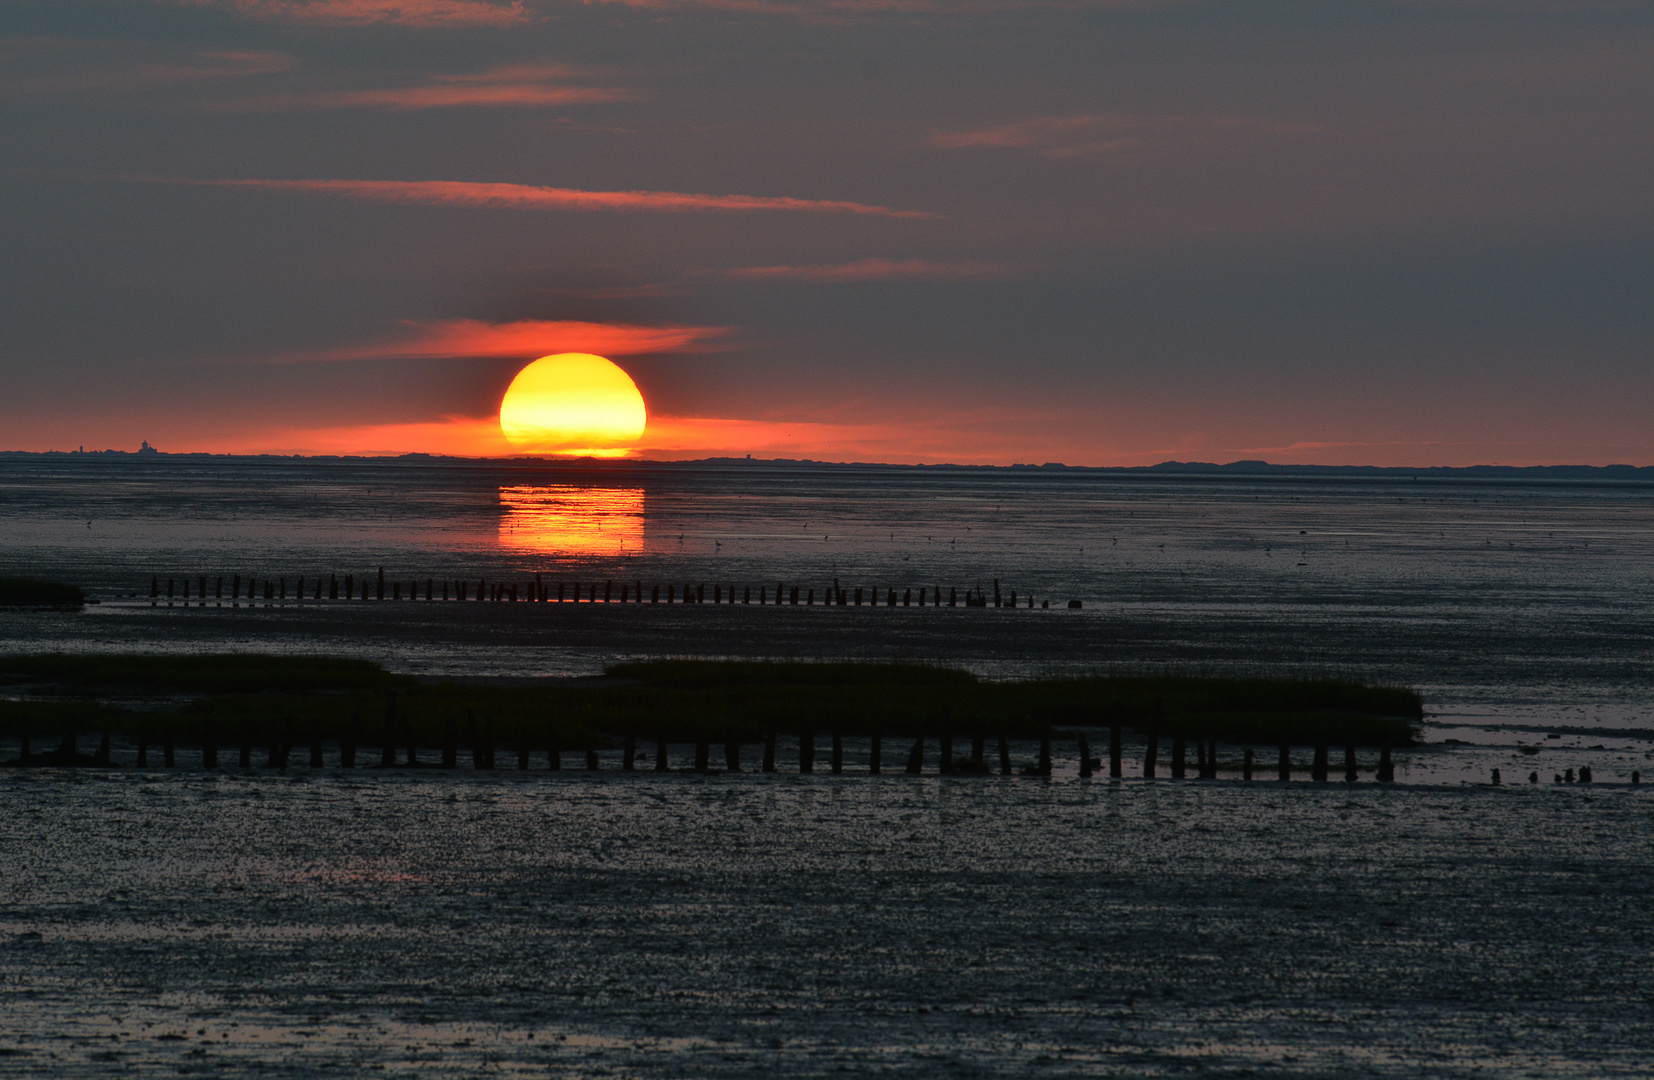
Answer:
178, 0, 532, 26
142, 176, 936, 218
725, 257, 1016, 281
260, 64, 636, 110
288, 318, 730, 364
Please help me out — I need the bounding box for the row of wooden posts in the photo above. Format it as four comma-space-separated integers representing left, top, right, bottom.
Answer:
148, 571, 1076, 610
4, 725, 1396, 782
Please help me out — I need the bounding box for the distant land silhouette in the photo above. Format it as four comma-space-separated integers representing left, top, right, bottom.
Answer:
4, 449, 1650, 479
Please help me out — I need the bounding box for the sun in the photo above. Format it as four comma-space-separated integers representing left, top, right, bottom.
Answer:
498, 353, 647, 457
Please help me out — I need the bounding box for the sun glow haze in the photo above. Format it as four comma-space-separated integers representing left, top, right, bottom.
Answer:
498, 353, 647, 456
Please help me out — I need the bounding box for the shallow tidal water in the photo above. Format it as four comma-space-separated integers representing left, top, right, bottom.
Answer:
4, 457, 1654, 1074
3, 769, 1652, 1078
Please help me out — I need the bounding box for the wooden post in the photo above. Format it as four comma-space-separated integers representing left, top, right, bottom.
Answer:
869, 730, 882, 774
725, 740, 740, 772
905, 735, 925, 774
585, 747, 599, 770
1313, 743, 1329, 783
1243, 748, 1254, 780
939, 731, 954, 775
1110, 725, 1122, 778
341, 723, 356, 768
1278, 744, 1291, 781
376, 566, 384, 601
548, 740, 561, 770
623, 736, 636, 771
1144, 733, 1158, 779
695, 740, 710, 774
1344, 744, 1358, 782
831, 733, 843, 774
1377, 743, 1393, 782
1171, 736, 1186, 779
998, 736, 1012, 775
1038, 734, 1052, 776
443, 717, 458, 769
971, 732, 985, 769
95, 731, 111, 766
763, 728, 776, 772
164, 733, 175, 768
799, 731, 815, 773
656, 738, 670, 772
1078, 734, 1093, 777
518, 742, 530, 770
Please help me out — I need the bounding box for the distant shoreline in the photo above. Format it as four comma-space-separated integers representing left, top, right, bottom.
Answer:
2, 449, 1650, 479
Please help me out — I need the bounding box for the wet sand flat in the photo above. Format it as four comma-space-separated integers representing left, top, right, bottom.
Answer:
3, 770, 1650, 1077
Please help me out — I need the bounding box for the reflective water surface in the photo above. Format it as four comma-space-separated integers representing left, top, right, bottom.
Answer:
3, 457, 1653, 1075
2, 770, 1651, 1077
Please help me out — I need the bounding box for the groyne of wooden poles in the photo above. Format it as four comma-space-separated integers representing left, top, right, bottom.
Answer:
141, 572, 1083, 610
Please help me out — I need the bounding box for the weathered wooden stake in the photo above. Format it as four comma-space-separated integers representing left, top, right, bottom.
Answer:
905, 736, 925, 774
1171, 736, 1187, 779
1144, 734, 1158, 779
1109, 725, 1123, 778
585, 747, 599, 770
1078, 734, 1093, 777
799, 731, 815, 773
1313, 743, 1329, 783
656, 738, 670, 772
1377, 744, 1393, 782
1243, 748, 1254, 780
1038, 735, 1052, 776
623, 736, 636, 771
1344, 744, 1358, 782
695, 740, 710, 773
999, 736, 1012, 775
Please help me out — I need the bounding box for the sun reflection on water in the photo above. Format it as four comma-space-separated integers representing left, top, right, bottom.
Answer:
498, 485, 644, 555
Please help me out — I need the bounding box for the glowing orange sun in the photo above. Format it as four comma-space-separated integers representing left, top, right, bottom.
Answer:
498, 353, 647, 457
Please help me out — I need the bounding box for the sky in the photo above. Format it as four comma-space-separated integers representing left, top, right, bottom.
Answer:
1, 0, 1650, 466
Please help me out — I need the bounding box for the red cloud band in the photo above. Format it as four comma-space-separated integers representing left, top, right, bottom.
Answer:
150, 176, 935, 218
301, 319, 730, 363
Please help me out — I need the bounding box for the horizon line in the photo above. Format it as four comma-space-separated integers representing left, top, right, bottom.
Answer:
5, 449, 1651, 473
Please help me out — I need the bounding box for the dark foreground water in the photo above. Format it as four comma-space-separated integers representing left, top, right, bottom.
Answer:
3, 770, 1651, 1078
4, 457, 1653, 1074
